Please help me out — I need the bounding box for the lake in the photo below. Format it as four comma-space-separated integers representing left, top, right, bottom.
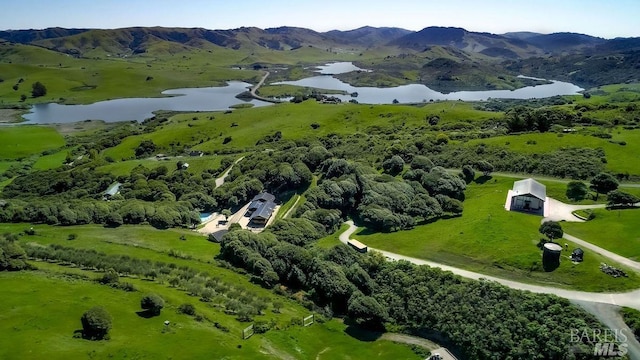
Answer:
20, 62, 583, 124
274, 63, 583, 103
21, 81, 271, 124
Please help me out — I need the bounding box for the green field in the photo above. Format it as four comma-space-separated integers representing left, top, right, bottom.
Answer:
0, 271, 420, 360
0, 223, 423, 359
353, 176, 640, 292
562, 208, 640, 261
465, 129, 640, 174
32, 149, 70, 170
0, 126, 65, 159
102, 101, 498, 159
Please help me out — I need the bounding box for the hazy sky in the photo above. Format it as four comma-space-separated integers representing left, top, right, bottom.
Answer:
2, 0, 638, 38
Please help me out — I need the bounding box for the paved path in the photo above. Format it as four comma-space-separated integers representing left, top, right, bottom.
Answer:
282, 195, 301, 219
573, 300, 640, 360
564, 233, 640, 272
339, 221, 640, 311
444, 168, 640, 188
543, 197, 607, 222
248, 71, 282, 104
215, 156, 244, 188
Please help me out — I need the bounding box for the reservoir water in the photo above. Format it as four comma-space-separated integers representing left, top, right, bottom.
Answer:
20, 63, 583, 124
275, 63, 583, 103
21, 81, 271, 124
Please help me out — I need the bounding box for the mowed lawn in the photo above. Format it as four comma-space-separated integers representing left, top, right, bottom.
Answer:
465, 128, 640, 175
0, 126, 65, 159
562, 208, 640, 261
354, 176, 640, 292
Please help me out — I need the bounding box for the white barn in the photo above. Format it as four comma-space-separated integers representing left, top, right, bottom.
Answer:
506, 178, 547, 215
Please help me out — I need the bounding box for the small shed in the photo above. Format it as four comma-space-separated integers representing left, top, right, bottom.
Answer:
510, 178, 546, 214
102, 182, 122, 200
571, 248, 584, 262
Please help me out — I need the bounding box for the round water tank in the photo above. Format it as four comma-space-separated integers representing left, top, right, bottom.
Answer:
542, 242, 563, 271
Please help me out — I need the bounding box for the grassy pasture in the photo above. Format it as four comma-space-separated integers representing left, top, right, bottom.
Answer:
353, 176, 640, 292
95, 156, 222, 177
0, 270, 420, 360
0, 126, 65, 159
562, 208, 640, 261
102, 101, 498, 159
0, 221, 422, 359
32, 149, 69, 170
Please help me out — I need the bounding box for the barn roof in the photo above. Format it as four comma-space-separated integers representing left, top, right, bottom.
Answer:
512, 178, 546, 201
103, 182, 122, 197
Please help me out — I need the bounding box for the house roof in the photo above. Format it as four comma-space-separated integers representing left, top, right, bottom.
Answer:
512, 178, 546, 201
251, 192, 275, 203
251, 200, 276, 221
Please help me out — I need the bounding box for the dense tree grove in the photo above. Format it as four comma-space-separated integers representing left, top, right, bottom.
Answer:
433, 146, 605, 179
218, 227, 612, 359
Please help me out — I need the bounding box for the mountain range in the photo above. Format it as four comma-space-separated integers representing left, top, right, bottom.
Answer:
1, 26, 638, 59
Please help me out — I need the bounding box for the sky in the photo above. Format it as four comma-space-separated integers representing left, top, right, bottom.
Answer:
1, 0, 638, 39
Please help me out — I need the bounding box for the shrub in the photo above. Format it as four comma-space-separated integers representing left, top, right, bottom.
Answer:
178, 303, 196, 316
141, 293, 165, 315
80, 306, 112, 340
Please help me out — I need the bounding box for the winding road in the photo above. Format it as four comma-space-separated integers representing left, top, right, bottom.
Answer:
339, 221, 640, 311
215, 156, 245, 188
248, 72, 282, 104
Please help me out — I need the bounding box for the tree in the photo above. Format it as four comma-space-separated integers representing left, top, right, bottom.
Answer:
31, 81, 47, 97
221, 209, 232, 220
347, 293, 388, 329
410, 156, 434, 172
566, 181, 588, 201
590, 173, 618, 200
382, 155, 404, 176
461, 165, 475, 184
134, 140, 157, 158
140, 293, 165, 315
0, 240, 28, 271
475, 160, 494, 177
607, 190, 640, 207
81, 306, 112, 340
539, 221, 563, 241
99, 268, 119, 285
